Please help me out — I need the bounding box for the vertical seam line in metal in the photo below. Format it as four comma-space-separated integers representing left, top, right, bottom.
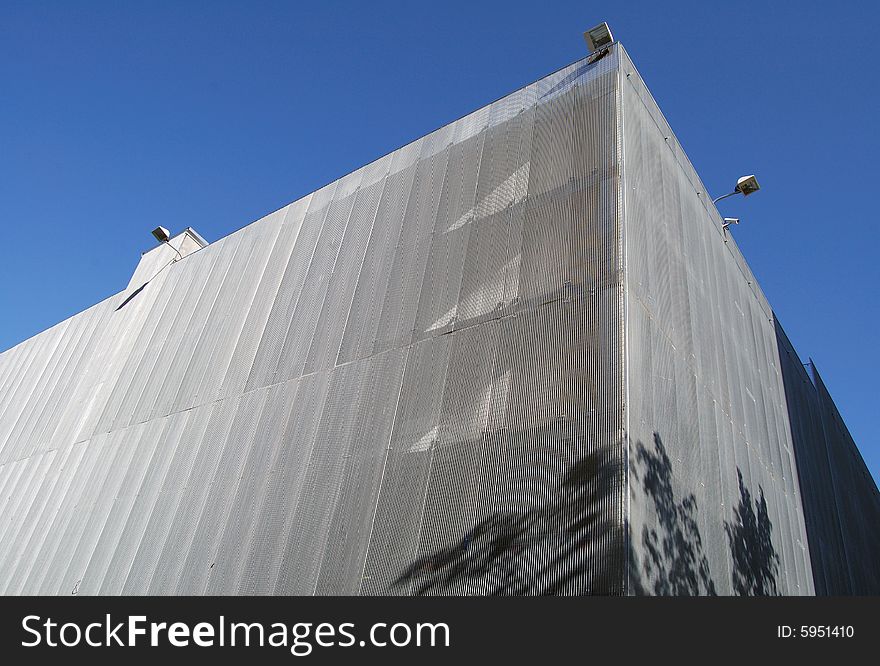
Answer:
616, 44, 632, 597
355, 346, 411, 595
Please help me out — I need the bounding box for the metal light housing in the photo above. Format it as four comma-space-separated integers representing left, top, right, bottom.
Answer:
735, 175, 760, 197
584, 22, 614, 53
151, 226, 171, 243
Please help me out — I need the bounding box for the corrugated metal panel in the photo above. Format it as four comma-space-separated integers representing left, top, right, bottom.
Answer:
619, 44, 815, 595
775, 323, 880, 594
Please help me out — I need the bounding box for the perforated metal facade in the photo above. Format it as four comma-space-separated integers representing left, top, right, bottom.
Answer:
0, 43, 876, 595
620, 48, 815, 595
775, 326, 880, 595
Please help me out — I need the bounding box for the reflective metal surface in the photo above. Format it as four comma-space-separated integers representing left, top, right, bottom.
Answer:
0, 44, 875, 595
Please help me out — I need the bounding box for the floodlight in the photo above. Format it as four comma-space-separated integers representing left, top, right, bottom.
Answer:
713, 175, 761, 204
735, 174, 760, 196
150, 225, 183, 261
151, 226, 171, 243
584, 22, 614, 53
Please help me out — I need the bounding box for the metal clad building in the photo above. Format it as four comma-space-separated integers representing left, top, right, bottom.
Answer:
775, 325, 880, 595
620, 47, 813, 595
0, 43, 876, 595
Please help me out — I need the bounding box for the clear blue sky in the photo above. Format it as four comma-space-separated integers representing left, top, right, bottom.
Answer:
1, 1, 877, 483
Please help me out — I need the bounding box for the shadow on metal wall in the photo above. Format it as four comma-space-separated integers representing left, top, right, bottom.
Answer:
629, 433, 779, 596
725, 468, 780, 596
393, 429, 780, 596
629, 433, 717, 595
392, 435, 624, 596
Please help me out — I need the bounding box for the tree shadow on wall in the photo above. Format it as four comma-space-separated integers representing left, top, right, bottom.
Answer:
725, 468, 779, 596
392, 430, 781, 596
631, 433, 716, 595
392, 439, 623, 596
